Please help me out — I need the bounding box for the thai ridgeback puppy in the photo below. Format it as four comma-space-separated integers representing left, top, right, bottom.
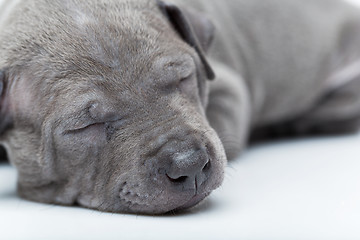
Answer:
0, 0, 360, 214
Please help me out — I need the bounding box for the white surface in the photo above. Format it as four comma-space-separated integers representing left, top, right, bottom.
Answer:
1, 133, 360, 240
2, 0, 360, 239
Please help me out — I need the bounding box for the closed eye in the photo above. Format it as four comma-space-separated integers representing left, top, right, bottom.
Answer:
64, 118, 127, 142
65, 122, 107, 140
65, 122, 106, 134
179, 72, 195, 83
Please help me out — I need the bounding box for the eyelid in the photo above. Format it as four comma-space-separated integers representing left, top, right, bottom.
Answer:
65, 122, 105, 134
88, 103, 117, 121
157, 55, 196, 78
60, 110, 94, 133
177, 59, 196, 80
59, 100, 127, 133
64, 116, 126, 135
180, 71, 195, 81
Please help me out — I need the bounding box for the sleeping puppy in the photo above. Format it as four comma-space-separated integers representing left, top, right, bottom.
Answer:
0, 0, 360, 214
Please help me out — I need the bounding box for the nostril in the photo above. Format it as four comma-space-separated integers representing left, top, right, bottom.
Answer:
167, 174, 188, 184
202, 161, 211, 172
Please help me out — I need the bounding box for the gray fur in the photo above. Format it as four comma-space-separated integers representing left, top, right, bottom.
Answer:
0, 0, 359, 214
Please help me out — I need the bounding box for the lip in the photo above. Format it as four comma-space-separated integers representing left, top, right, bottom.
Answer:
173, 192, 210, 212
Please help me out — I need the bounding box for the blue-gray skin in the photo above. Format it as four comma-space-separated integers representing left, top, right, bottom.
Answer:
0, 0, 359, 214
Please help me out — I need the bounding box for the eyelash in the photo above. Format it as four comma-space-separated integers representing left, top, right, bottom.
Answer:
65, 119, 123, 142
180, 72, 195, 82
66, 122, 105, 135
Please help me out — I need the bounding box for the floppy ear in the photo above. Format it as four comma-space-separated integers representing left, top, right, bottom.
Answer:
0, 70, 12, 135
157, 1, 216, 80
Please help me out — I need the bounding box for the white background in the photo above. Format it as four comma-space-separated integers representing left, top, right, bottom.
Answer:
1, 0, 360, 239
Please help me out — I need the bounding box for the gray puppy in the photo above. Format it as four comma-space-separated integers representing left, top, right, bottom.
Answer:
0, 0, 360, 214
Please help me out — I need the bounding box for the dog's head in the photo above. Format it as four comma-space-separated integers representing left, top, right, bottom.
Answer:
0, 0, 226, 214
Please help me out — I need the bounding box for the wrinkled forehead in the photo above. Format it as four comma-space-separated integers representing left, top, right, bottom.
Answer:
19, 45, 197, 116
12, 0, 200, 113
48, 0, 194, 82
52, 52, 196, 102
64, 9, 162, 71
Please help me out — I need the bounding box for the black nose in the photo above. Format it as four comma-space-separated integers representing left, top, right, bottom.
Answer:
160, 143, 211, 191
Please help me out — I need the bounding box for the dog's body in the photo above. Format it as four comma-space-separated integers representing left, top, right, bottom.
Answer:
0, 0, 360, 214
179, 0, 360, 155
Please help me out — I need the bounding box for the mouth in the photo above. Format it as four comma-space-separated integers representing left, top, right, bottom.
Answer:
171, 192, 210, 212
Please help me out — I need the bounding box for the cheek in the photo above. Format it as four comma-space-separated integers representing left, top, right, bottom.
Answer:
5, 129, 41, 170
179, 76, 205, 107
54, 124, 107, 166
179, 79, 208, 116
11, 78, 34, 114
179, 75, 197, 95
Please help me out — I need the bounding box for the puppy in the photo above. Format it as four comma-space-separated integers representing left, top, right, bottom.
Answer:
0, 0, 359, 214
